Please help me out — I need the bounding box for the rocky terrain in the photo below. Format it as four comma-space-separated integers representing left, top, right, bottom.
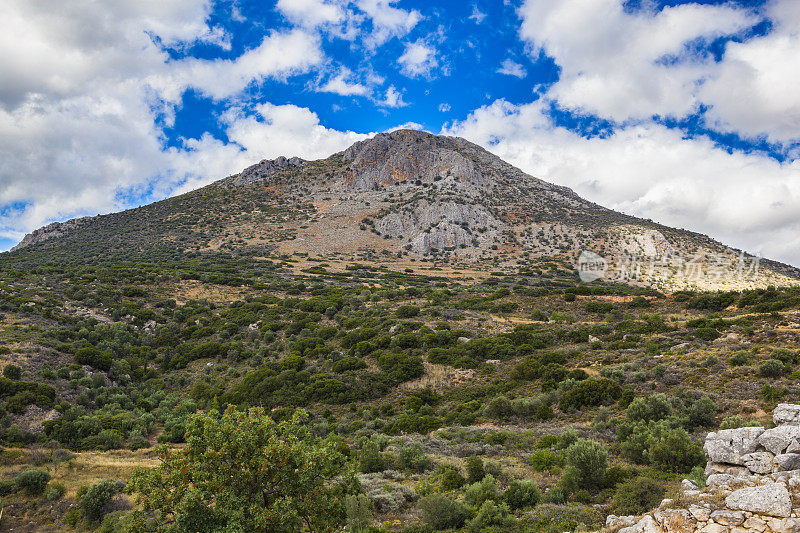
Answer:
10, 130, 800, 291
608, 404, 800, 532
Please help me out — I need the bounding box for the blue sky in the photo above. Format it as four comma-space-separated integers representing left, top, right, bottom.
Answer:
1, 0, 800, 264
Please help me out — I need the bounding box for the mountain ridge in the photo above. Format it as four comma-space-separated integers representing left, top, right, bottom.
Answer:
8, 129, 800, 290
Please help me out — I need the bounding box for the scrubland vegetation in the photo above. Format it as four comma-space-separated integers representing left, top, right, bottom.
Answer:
1, 247, 800, 531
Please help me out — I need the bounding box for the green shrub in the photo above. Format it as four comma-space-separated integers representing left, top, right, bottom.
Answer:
758, 359, 785, 378
692, 328, 720, 341
74, 346, 113, 371
377, 352, 424, 384
468, 500, 516, 532
14, 468, 50, 495
620, 422, 704, 473
438, 465, 465, 490
0, 479, 17, 496
419, 494, 469, 530
396, 305, 421, 318
719, 415, 762, 430
559, 378, 621, 411
505, 479, 541, 510
542, 487, 566, 504
561, 439, 607, 492
397, 444, 432, 473
466, 456, 485, 484
528, 449, 564, 472
345, 493, 374, 533
771, 348, 796, 365
556, 429, 579, 450
729, 351, 750, 366
44, 482, 66, 501
79, 480, 123, 522
359, 439, 385, 473
626, 394, 672, 423
614, 477, 666, 515
484, 395, 513, 418
3, 364, 21, 380
464, 474, 499, 508
688, 465, 707, 488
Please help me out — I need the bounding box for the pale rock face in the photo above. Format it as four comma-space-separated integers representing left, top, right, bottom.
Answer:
689, 504, 711, 522
606, 515, 640, 529
725, 482, 792, 517
698, 523, 728, 533
774, 453, 800, 471
758, 425, 800, 455
709, 509, 745, 525
653, 508, 695, 532
742, 515, 768, 532
232, 156, 304, 187
618, 514, 661, 533
704, 427, 765, 464
741, 451, 775, 474
774, 403, 800, 426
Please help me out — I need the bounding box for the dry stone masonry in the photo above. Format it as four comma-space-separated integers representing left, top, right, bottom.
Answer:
606, 404, 800, 532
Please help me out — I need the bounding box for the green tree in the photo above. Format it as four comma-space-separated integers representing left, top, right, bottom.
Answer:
561, 439, 607, 492
128, 406, 352, 532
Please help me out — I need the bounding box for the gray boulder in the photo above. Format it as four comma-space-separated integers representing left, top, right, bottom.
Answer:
725, 482, 791, 517
758, 425, 800, 455
703, 426, 765, 464
774, 403, 800, 426
775, 453, 800, 471
742, 451, 775, 474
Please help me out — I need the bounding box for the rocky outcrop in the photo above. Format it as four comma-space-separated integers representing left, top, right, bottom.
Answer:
725, 483, 792, 518
228, 156, 304, 187
11, 216, 93, 251
607, 404, 800, 532
338, 130, 486, 190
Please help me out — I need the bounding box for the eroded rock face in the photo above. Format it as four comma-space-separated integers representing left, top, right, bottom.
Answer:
774, 404, 800, 426
231, 156, 305, 187
759, 425, 800, 455
725, 482, 792, 517
11, 217, 93, 251
704, 427, 765, 464
339, 130, 484, 190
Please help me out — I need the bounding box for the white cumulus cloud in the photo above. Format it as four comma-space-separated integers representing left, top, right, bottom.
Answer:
497, 59, 526, 78
398, 40, 438, 78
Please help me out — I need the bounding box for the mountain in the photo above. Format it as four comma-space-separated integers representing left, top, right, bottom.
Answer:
9, 129, 800, 290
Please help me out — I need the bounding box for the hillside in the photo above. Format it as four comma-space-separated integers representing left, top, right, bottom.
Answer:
10, 130, 800, 291
4, 131, 800, 531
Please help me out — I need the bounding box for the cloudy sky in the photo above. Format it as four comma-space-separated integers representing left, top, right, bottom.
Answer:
2, 0, 800, 264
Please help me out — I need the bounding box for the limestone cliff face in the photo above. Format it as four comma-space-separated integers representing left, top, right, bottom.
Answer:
11, 217, 92, 251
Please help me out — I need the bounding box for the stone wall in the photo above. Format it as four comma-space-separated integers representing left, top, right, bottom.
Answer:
606, 404, 800, 533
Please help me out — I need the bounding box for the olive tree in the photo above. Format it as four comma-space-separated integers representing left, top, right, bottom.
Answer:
128, 406, 353, 532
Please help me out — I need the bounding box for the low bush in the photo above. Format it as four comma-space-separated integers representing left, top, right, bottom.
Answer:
466, 456, 485, 483
15, 468, 50, 495
505, 479, 541, 510
758, 359, 786, 378
614, 476, 666, 515
79, 480, 123, 522
560, 439, 607, 492
559, 378, 621, 411
464, 474, 499, 508
437, 465, 465, 490
419, 494, 469, 530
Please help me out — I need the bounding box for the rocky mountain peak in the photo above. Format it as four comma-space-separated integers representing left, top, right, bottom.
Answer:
336, 129, 485, 191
